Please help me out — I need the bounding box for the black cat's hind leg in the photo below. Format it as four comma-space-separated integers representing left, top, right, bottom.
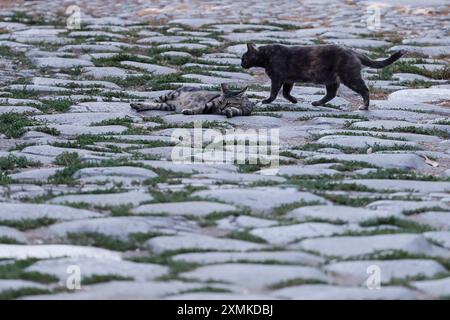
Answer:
282, 82, 297, 104
312, 82, 340, 106
262, 79, 282, 104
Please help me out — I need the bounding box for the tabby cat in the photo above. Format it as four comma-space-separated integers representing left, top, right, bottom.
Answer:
130, 84, 253, 118
241, 43, 406, 110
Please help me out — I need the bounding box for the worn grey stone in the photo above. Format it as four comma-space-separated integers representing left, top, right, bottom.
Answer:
132, 201, 236, 216
181, 264, 327, 289
194, 187, 328, 213
146, 234, 265, 253
49, 190, 153, 207
0, 203, 101, 221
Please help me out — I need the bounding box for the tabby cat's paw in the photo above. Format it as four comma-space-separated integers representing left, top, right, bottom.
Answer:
130, 103, 143, 111
225, 109, 233, 118
182, 109, 193, 115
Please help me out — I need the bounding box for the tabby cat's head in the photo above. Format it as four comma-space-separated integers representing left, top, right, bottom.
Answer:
217, 84, 248, 109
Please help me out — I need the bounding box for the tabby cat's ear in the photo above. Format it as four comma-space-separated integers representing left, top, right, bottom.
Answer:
220, 83, 229, 93
246, 43, 257, 52
239, 86, 248, 94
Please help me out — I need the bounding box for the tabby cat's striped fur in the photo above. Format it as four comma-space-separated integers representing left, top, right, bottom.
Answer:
130, 84, 253, 118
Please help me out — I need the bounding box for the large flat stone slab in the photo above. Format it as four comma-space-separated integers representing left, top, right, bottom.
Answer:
294, 234, 448, 258
306, 153, 426, 169
273, 284, 417, 300
193, 187, 328, 213
146, 234, 265, 253
412, 277, 450, 298
49, 190, 153, 207
172, 251, 324, 266
0, 244, 121, 260
26, 257, 168, 282
23, 281, 205, 300
325, 260, 446, 285
45, 216, 197, 240
132, 201, 237, 217
180, 264, 327, 289
287, 205, 397, 224
0, 203, 101, 221
344, 179, 450, 194
250, 223, 349, 245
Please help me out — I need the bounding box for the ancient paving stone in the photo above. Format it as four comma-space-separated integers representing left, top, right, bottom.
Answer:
344, 179, 450, 194
120, 61, 176, 75
287, 205, 397, 224
9, 168, 62, 183
132, 201, 237, 217
274, 166, 340, 177
32, 57, 94, 68
23, 281, 207, 300
424, 231, 450, 249
146, 234, 266, 253
194, 187, 328, 213
0, 226, 27, 243
306, 153, 427, 169
273, 284, 417, 300
0, 280, 47, 294
167, 292, 277, 300
294, 234, 449, 258
316, 135, 419, 149
412, 277, 450, 298
82, 66, 142, 79
367, 200, 450, 215
325, 260, 446, 285
49, 190, 153, 207
250, 223, 350, 245
0, 244, 121, 260
216, 215, 278, 230
191, 173, 286, 184
181, 263, 327, 289
410, 212, 450, 230
73, 167, 157, 180
26, 257, 168, 281
0, 203, 101, 221
172, 251, 324, 266
44, 216, 197, 240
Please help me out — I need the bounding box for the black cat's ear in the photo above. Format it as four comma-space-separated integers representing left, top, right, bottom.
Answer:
220, 83, 229, 93
246, 43, 257, 52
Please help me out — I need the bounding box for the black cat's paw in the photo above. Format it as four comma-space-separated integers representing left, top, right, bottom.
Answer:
286, 96, 297, 104
311, 100, 323, 106
262, 99, 274, 104
182, 109, 193, 115
358, 105, 369, 111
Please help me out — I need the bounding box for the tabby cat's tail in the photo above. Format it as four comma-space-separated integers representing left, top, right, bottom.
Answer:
357, 50, 407, 68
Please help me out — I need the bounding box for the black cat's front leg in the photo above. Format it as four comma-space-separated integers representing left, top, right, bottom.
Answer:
262, 79, 282, 104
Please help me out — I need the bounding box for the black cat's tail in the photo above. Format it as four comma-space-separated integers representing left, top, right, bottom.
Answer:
357, 50, 407, 68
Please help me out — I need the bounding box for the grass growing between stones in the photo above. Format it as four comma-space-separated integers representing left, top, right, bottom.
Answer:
0, 112, 36, 138
81, 274, 133, 285
359, 217, 434, 233
37, 99, 74, 113
0, 259, 58, 284
67, 232, 163, 251
227, 231, 267, 244
0, 155, 40, 171
269, 278, 326, 289
0, 218, 57, 231
0, 287, 51, 300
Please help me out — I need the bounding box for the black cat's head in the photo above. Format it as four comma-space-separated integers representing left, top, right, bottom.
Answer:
241, 43, 260, 69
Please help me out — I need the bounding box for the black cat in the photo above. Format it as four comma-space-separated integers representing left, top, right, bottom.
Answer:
241, 43, 406, 110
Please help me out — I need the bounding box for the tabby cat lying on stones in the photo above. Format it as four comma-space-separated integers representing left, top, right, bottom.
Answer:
130, 84, 253, 118
241, 43, 406, 110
